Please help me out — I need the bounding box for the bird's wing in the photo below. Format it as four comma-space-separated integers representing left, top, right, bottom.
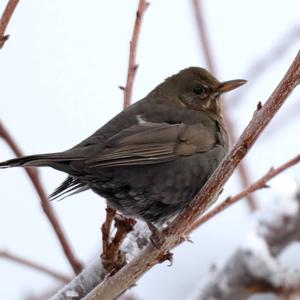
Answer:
87, 122, 217, 168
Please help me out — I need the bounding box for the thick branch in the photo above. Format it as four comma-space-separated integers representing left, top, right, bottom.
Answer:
82, 49, 300, 300
0, 0, 19, 48
0, 250, 71, 283
191, 0, 257, 210
122, 0, 149, 109
188, 154, 300, 232
0, 122, 82, 274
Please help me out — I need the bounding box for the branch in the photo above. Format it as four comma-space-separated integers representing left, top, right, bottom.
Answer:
50, 222, 150, 299
101, 214, 136, 274
122, 0, 149, 109
0, 122, 82, 274
49, 259, 106, 300
0, 250, 71, 283
188, 154, 300, 232
82, 49, 300, 300
0, 0, 19, 48
191, 0, 257, 211
190, 181, 300, 300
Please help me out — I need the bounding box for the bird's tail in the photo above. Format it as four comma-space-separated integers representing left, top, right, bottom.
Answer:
0, 151, 82, 169
0, 151, 89, 200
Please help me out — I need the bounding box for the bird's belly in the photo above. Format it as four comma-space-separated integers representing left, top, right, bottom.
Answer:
90, 146, 225, 223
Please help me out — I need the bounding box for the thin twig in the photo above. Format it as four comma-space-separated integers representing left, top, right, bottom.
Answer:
101, 207, 116, 255
191, 0, 257, 211
0, 0, 19, 48
187, 154, 300, 233
122, 0, 149, 109
100, 0, 149, 273
109, 215, 136, 256
0, 122, 82, 274
101, 213, 136, 274
83, 50, 300, 300
0, 249, 71, 283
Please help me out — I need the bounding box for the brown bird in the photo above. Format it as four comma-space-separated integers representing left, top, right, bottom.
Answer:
0, 67, 246, 224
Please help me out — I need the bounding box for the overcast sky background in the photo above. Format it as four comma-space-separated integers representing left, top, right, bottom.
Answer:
0, 1, 300, 299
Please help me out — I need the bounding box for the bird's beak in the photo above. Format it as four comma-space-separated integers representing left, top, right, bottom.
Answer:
218, 79, 247, 93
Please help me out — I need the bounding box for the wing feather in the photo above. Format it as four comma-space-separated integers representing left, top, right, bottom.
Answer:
87, 122, 217, 168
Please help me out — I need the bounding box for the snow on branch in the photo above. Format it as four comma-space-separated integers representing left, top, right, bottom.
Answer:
50, 222, 150, 299
190, 179, 300, 300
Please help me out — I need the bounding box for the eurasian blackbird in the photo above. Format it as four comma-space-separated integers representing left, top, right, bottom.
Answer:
0, 67, 246, 224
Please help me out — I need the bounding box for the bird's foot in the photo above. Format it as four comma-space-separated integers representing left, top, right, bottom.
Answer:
179, 234, 193, 243
146, 222, 165, 248
158, 251, 174, 266
146, 222, 174, 266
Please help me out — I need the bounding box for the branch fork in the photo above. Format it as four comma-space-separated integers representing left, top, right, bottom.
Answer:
101, 209, 136, 275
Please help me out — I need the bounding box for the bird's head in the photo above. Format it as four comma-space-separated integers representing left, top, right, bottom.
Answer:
151, 67, 246, 116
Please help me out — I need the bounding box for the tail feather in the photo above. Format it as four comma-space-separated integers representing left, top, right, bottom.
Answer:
49, 176, 89, 201
0, 152, 83, 169
1, 152, 90, 200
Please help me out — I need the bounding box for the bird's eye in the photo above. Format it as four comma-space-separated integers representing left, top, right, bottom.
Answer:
193, 86, 205, 95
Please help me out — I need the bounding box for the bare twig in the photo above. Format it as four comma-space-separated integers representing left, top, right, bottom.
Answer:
191, 0, 257, 211
188, 154, 300, 233
0, 249, 71, 283
101, 214, 136, 274
0, 122, 82, 274
122, 0, 149, 109
101, 207, 116, 255
83, 50, 300, 300
0, 0, 19, 48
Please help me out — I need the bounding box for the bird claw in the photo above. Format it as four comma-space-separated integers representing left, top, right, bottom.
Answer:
158, 251, 174, 266
146, 222, 174, 266
179, 234, 193, 243
147, 222, 165, 248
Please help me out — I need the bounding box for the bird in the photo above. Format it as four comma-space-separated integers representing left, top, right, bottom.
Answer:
0, 67, 246, 224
